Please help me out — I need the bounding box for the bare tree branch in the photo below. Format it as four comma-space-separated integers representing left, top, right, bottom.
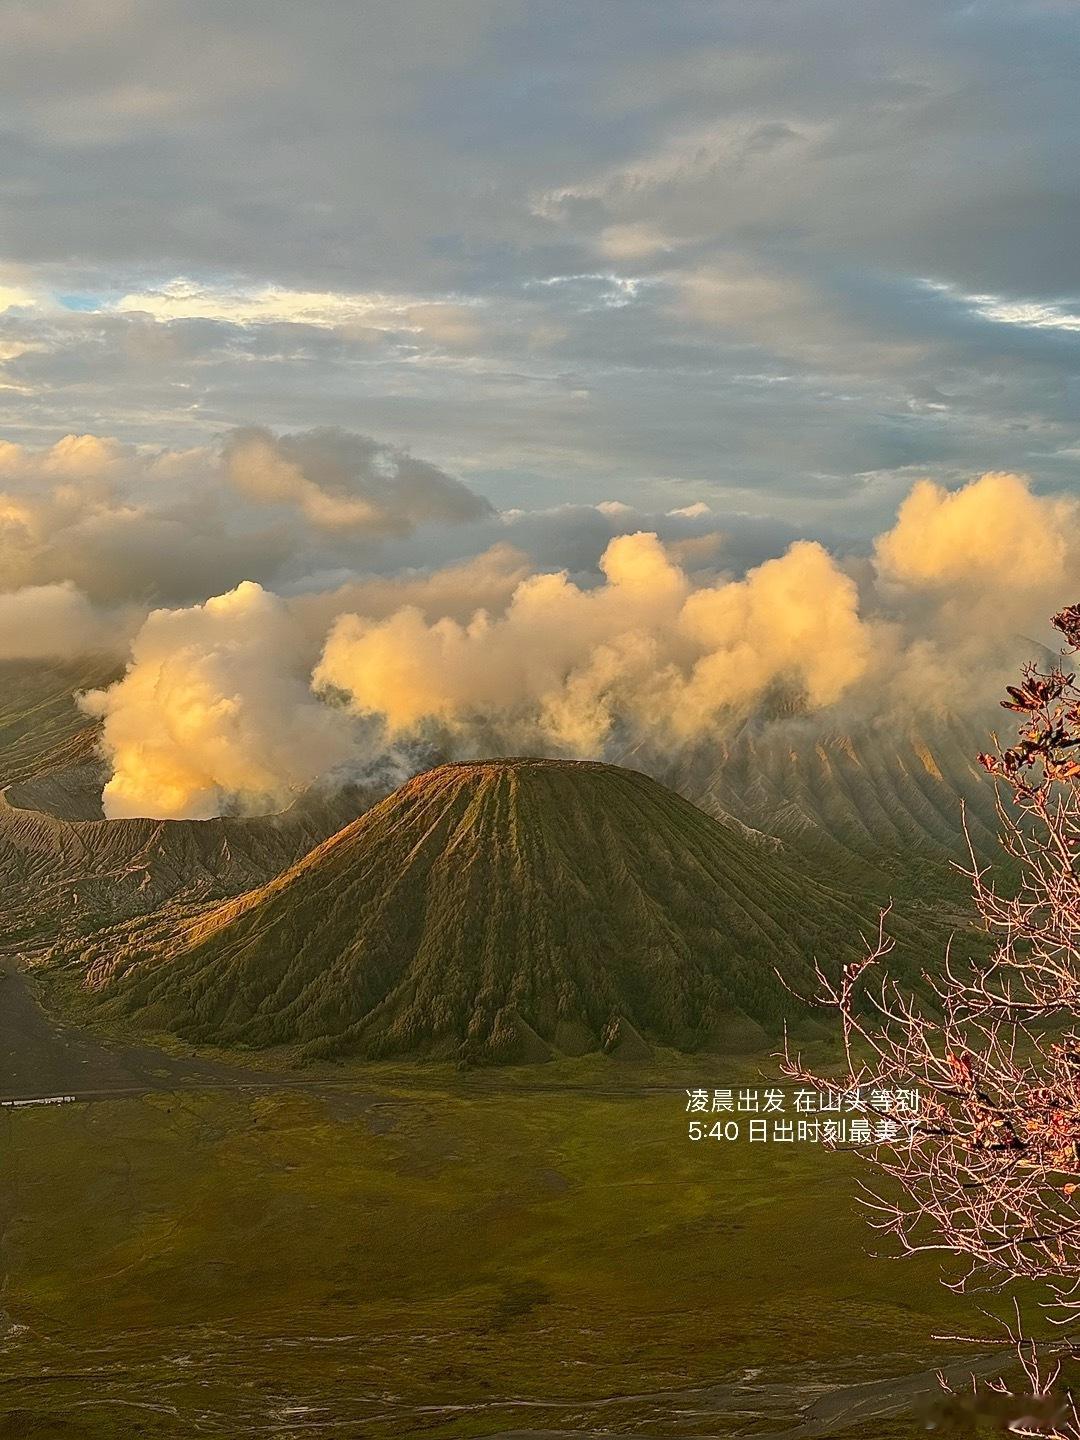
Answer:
778, 605, 1080, 1432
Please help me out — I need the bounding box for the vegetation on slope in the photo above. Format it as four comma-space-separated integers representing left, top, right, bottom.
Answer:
0, 656, 117, 789
0, 1078, 983, 1439
79, 758, 916, 1064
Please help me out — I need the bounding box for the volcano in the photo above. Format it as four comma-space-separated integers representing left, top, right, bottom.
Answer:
73, 758, 881, 1064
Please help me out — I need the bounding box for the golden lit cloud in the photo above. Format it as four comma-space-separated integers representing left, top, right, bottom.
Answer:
50, 469, 1080, 817
313, 531, 870, 754
874, 471, 1075, 593
82, 582, 355, 819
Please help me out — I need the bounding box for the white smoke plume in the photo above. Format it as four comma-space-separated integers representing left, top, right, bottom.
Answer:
81, 582, 356, 819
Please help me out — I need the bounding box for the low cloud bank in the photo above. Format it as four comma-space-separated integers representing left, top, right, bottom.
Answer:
314, 535, 868, 752
68, 469, 1080, 819
0, 581, 137, 660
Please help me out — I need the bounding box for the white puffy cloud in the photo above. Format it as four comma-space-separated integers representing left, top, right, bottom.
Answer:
313, 531, 872, 753
285, 543, 531, 639
81, 582, 356, 819
874, 471, 1075, 596
869, 470, 1080, 711
0, 427, 492, 605
34, 466, 1080, 818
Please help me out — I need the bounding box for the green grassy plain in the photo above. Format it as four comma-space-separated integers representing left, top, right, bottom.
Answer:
0, 1061, 1002, 1439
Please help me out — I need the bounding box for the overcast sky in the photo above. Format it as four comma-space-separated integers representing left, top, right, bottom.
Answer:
1, 0, 1078, 534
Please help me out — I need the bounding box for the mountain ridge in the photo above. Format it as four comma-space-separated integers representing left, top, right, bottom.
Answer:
0, 774, 375, 947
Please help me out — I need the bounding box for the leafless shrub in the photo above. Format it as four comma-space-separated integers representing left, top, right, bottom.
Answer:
779, 606, 1080, 1432
930, 1302, 1078, 1437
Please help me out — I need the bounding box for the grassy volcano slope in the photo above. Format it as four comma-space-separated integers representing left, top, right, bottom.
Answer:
0, 656, 118, 787
87, 758, 877, 1063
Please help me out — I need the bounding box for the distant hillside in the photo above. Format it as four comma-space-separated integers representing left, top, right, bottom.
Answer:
0, 780, 374, 948
75, 758, 911, 1064
641, 711, 1001, 893
0, 656, 117, 788
5, 759, 111, 820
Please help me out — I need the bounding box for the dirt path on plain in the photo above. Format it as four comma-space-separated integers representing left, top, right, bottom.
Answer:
482, 1346, 1024, 1438
0, 959, 293, 1101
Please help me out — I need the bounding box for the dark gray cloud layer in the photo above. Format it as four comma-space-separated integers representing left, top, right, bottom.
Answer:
0, 427, 492, 606
0, 0, 1078, 528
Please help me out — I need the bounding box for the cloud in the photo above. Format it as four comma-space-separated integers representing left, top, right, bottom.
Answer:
0, 581, 133, 659
82, 581, 356, 820
0, 4, 1077, 527
869, 470, 1080, 709
676, 540, 871, 724
313, 531, 872, 754
0, 427, 492, 605
223, 426, 492, 534
874, 471, 1075, 595
113, 278, 488, 351
0, 433, 289, 605
36, 466, 1080, 818
285, 543, 532, 639
0, 431, 134, 482
597, 223, 672, 261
